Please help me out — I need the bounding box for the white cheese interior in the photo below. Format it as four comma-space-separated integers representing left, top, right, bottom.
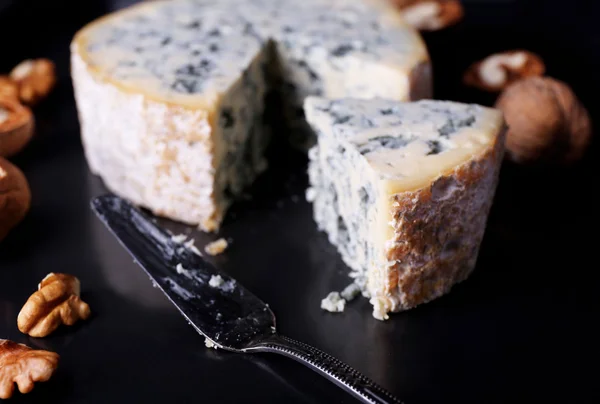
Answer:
78, 0, 426, 107
304, 97, 503, 289
212, 42, 274, 214
72, 0, 429, 228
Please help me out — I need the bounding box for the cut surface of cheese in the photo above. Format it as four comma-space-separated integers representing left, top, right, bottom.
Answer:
304, 97, 505, 320
71, 0, 430, 231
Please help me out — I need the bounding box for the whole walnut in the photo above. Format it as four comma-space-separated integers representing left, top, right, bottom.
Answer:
495, 77, 592, 164
0, 158, 31, 241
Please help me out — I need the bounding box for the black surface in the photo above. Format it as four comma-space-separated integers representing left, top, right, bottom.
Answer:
1, 0, 599, 403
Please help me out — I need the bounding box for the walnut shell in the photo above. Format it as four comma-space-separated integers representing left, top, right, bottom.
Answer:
0, 158, 31, 241
495, 77, 592, 164
0, 98, 35, 157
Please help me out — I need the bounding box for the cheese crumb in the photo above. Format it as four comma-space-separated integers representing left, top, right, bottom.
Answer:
171, 233, 203, 256
204, 338, 217, 349
204, 238, 228, 256
321, 292, 345, 313
209, 275, 224, 288
340, 283, 361, 302
184, 239, 202, 256
175, 263, 190, 275
171, 233, 188, 244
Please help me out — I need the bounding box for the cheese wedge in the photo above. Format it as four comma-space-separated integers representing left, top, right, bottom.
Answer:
70, 0, 430, 231
304, 97, 506, 320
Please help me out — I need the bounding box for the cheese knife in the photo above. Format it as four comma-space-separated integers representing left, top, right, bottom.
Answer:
91, 194, 402, 404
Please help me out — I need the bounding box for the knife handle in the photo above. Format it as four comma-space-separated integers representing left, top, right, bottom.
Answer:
245, 334, 403, 404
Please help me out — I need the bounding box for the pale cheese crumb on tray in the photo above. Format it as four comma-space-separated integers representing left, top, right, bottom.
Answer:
204, 238, 228, 256
204, 338, 217, 349
171, 233, 188, 244
184, 239, 202, 256
208, 275, 224, 288
171, 233, 203, 256
321, 292, 345, 313
320, 284, 361, 313
175, 263, 191, 276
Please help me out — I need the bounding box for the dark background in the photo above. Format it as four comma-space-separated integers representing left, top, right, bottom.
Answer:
1, 0, 599, 402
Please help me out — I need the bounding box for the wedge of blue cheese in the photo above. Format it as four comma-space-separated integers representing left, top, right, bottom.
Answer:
304, 98, 506, 320
70, 0, 430, 231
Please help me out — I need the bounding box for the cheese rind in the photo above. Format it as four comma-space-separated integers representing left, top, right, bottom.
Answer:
304, 98, 505, 320
71, 0, 430, 230
72, 50, 221, 229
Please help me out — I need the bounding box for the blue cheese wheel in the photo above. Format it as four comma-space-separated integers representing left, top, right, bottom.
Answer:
304, 98, 506, 320
70, 0, 430, 231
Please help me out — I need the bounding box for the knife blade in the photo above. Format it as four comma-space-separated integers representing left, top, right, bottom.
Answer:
91, 194, 275, 350
91, 194, 403, 404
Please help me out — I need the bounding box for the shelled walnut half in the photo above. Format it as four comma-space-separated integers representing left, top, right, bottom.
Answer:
393, 0, 464, 31
0, 97, 35, 157
9, 59, 56, 106
463, 50, 545, 92
18, 273, 91, 338
0, 339, 59, 399
0, 158, 31, 241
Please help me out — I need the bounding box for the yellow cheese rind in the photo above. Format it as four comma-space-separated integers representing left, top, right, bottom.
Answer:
71, 51, 222, 230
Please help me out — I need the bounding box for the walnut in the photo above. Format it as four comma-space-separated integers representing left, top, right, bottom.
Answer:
0, 158, 31, 242
9, 59, 56, 106
464, 50, 545, 92
0, 98, 35, 158
0, 339, 59, 399
0, 76, 19, 101
392, 0, 463, 31
495, 76, 592, 164
18, 273, 91, 338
